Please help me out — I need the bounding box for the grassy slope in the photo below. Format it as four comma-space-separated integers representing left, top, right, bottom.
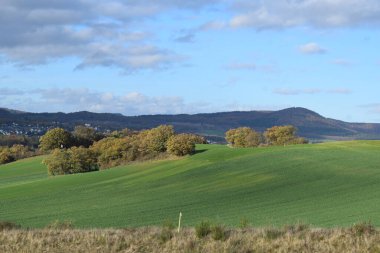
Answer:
1, 141, 380, 228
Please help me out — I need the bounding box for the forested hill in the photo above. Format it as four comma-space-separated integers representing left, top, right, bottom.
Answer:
1, 107, 380, 141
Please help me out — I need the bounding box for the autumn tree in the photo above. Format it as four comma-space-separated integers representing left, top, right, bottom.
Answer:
264, 125, 307, 145
73, 125, 103, 147
43, 147, 98, 176
39, 128, 74, 152
225, 127, 262, 147
0, 148, 14, 164
140, 125, 175, 153
167, 134, 196, 156
90, 137, 138, 169
109, 128, 137, 138
186, 134, 208, 144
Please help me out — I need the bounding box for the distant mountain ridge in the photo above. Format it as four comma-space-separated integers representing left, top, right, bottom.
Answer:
1, 107, 380, 141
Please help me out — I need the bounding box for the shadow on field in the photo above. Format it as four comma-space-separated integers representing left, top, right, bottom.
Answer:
194, 149, 208, 154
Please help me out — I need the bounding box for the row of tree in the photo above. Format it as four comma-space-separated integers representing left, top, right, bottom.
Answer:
0, 135, 39, 148
42, 125, 207, 176
39, 126, 104, 151
0, 145, 35, 165
225, 125, 308, 147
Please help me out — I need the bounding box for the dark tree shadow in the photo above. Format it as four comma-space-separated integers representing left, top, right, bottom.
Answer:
194, 149, 207, 154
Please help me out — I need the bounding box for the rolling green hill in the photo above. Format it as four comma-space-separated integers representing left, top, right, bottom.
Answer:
1, 141, 380, 228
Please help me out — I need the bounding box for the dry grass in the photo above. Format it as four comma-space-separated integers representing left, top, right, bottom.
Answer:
1, 224, 380, 253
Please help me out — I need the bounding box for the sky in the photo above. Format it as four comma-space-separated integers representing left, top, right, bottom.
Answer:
0, 0, 380, 123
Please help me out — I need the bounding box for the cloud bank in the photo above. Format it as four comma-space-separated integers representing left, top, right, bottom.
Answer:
0, 0, 217, 71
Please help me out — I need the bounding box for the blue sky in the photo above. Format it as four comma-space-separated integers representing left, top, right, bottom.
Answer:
0, 0, 379, 122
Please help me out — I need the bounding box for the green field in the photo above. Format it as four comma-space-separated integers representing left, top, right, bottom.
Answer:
1, 141, 380, 228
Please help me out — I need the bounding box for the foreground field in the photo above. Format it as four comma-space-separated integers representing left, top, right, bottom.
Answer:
1, 225, 379, 253
1, 141, 380, 228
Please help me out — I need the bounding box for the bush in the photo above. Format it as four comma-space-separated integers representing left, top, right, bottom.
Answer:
0, 149, 15, 164
225, 127, 262, 147
39, 128, 74, 152
46, 220, 74, 230
283, 223, 310, 234
239, 217, 250, 229
350, 221, 376, 236
140, 125, 175, 153
264, 125, 308, 146
43, 147, 98, 176
0, 221, 21, 231
159, 228, 173, 243
73, 125, 104, 148
211, 224, 226, 241
186, 134, 208, 144
0, 144, 35, 165
195, 220, 211, 238
91, 137, 138, 169
167, 134, 196, 156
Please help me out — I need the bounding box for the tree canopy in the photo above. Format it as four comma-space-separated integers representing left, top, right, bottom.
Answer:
225, 127, 262, 147
39, 128, 74, 152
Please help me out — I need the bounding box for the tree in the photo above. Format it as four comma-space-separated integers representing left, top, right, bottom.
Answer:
186, 134, 208, 144
43, 149, 71, 175
225, 127, 262, 147
264, 125, 306, 145
43, 147, 98, 176
68, 146, 99, 174
39, 128, 74, 152
0, 148, 14, 165
167, 134, 196, 156
90, 136, 138, 169
73, 125, 103, 147
109, 128, 137, 138
141, 125, 175, 153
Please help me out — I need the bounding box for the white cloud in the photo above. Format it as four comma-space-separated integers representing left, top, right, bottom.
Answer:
332, 58, 353, 66
0, 88, 25, 96
274, 88, 322, 95
274, 87, 352, 95
299, 43, 327, 54
226, 0, 380, 30
0, 1, 217, 71
328, 88, 352, 94
0, 88, 215, 115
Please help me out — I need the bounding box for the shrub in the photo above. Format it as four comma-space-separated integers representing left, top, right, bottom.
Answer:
225, 127, 262, 147
167, 134, 196, 156
0, 221, 21, 231
0, 149, 15, 164
46, 220, 74, 230
73, 125, 104, 148
91, 137, 138, 169
264, 228, 285, 240
0, 144, 35, 165
162, 219, 175, 230
239, 217, 249, 229
9, 144, 32, 160
211, 224, 226, 241
283, 223, 310, 234
350, 221, 376, 236
186, 134, 208, 144
43, 147, 98, 176
159, 227, 173, 243
264, 125, 307, 146
39, 128, 74, 152
195, 220, 211, 238
140, 125, 175, 153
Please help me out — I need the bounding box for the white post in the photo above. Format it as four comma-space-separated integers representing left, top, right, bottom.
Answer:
178, 212, 182, 233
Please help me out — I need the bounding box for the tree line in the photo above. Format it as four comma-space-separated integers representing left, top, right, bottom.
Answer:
225, 125, 308, 148
41, 125, 207, 176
